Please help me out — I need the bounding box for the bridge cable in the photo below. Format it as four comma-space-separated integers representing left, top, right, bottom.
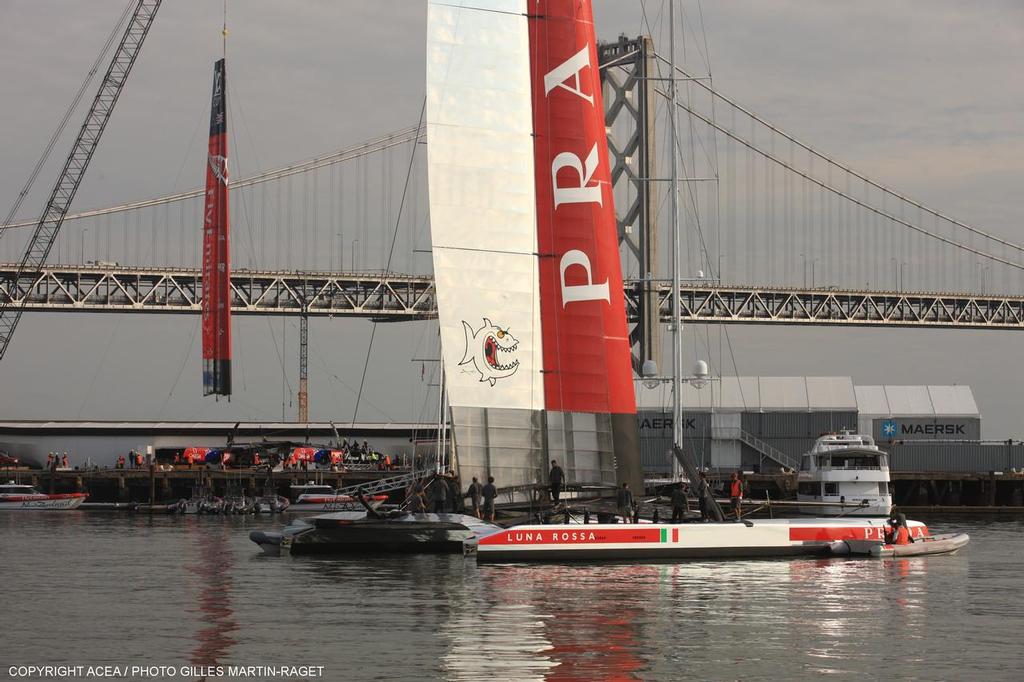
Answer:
662, 91, 1024, 271
658, 56, 1024, 255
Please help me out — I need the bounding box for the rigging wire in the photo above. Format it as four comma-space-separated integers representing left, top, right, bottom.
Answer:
350, 97, 427, 428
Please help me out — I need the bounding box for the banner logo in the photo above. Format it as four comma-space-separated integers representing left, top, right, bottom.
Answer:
459, 318, 520, 386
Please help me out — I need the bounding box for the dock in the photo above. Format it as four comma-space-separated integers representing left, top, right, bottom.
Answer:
0, 466, 409, 505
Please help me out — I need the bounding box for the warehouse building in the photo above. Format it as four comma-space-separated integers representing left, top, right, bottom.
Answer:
636, 377, 988, 473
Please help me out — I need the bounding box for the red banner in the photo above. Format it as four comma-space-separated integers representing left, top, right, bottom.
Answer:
202, 58, 231, 396
530, 0, 635, 414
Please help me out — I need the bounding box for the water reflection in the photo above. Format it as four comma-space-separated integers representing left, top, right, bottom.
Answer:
463, 565, 655, 680
185, 520, 238, 671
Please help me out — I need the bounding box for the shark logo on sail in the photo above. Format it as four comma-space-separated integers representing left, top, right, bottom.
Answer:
459, 318, 520, 386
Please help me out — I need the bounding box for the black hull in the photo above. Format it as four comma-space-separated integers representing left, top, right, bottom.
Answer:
289, 518, 476, 555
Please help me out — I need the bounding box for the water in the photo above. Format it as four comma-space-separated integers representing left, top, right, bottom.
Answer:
1, 514, 1021, 681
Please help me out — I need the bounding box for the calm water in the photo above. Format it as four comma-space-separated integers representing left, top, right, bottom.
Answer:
1, 513, 1022, 681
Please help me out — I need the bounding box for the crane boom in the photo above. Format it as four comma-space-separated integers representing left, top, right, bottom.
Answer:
0, 0, 162, 362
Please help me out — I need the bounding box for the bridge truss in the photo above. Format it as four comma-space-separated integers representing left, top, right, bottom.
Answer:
3, 264, 1022, 329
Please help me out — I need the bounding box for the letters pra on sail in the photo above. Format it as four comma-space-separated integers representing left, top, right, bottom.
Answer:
426, 1, 641, 492
201, 58, 231, 396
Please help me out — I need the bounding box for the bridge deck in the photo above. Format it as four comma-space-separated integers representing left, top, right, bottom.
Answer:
2, 264, 1023, 328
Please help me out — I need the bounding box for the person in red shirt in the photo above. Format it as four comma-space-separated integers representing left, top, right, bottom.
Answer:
729, 471, 744, 521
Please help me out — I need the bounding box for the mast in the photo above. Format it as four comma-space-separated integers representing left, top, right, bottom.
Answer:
669, 1, 684, 469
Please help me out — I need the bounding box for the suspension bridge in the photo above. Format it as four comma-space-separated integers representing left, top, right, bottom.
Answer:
2, 36, 1022, 370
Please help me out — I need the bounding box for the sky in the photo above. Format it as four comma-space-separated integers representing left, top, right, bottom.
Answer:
0, 1, 1021, 437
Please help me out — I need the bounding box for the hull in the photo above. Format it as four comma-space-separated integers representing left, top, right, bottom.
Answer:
796, 496, 892, 517
832, 533, 970, 558
253, 512, 500, 556
0, 493, 87, 510
476, 518, 930, 563
289, 494, 388, 512
288, 513, 489, 555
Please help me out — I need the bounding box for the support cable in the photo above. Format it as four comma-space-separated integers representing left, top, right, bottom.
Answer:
660, 90, 1024, 271
656, 55, 1024, 255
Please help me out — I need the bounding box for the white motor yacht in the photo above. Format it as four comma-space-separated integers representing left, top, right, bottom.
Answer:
797, 432, 892, 516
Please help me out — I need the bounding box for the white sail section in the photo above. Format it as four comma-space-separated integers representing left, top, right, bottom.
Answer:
426, 0, 543, 412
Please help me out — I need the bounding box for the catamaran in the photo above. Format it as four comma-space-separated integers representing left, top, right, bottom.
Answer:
424, 0, 966, 563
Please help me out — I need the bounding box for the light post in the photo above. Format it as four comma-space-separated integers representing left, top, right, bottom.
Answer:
81, 228, 88, 264
640, 358, 716, 480
351, 238, 359, 271
335, 232, 343, 272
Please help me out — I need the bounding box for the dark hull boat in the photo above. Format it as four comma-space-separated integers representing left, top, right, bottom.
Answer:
251, 511, 500, 556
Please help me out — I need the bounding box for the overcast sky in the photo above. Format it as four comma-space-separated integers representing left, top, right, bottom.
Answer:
0, 2, 1021, 437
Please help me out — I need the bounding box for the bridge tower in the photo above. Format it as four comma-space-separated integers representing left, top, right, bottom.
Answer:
599, 35, 660, 371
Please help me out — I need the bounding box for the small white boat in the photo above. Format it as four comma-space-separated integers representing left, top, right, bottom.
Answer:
0, 481, 87, 510
289, 483, 388, 511
797, 432, 892, 516
832, 533, 970, 558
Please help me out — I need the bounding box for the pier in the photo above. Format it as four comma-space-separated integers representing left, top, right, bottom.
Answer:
0, 467, 409, 505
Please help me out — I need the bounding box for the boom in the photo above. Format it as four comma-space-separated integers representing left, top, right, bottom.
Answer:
0, 0, 162, 361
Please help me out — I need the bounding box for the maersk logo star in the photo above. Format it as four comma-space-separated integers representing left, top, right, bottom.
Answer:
882, 419, 898, 438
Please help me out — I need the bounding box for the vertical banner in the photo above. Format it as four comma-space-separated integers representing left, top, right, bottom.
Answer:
202, 58, 231, 396
529, 0, 635, 415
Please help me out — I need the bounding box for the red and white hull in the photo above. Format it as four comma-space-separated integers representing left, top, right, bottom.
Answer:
0, 493, 87, 511
476, 518, 930, 563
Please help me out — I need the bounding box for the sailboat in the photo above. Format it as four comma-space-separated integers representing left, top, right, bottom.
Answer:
424, 0, 956, 563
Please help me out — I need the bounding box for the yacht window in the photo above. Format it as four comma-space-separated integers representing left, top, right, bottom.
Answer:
800, 455, 811, 472
797, 482, 819, 496
824, 483, 839, 496
878, 482, 889, 495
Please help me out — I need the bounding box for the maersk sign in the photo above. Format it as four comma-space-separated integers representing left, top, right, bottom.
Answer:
874, 417, 980, 442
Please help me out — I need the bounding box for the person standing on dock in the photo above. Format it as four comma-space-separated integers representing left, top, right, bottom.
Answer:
616, 482, 634, 523
482, 476, 497, 522
670, 482, 689, 523
548, 460, 565, 505
468, 477, 483, 518
729, 471, 744, 521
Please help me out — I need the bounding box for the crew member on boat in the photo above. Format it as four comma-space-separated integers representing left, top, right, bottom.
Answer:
467, 477, 483, 518
616, 482, 634, 522
670, 482, 689, 523
885, 511, 914, 545
729, 471, 744, 520
549, 460, 565, 504
482, 476, 497, 522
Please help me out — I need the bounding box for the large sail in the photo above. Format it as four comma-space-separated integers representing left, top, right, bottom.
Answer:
201, 58, 231, 396
426, 0, 640, 492
529, 0, 640, 489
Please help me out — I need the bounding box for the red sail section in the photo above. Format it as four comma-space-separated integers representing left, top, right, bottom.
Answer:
529, 1, 634, 414
202, 58, 231, 396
